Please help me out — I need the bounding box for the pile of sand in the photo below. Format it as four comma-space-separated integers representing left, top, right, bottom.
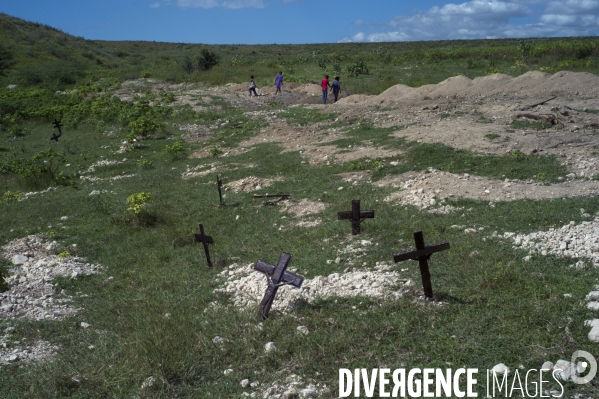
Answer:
292, 83, 322, 97
365, 71, 599, 105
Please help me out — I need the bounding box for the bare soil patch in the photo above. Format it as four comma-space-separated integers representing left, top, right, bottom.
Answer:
377, 169, 599, 210
224, 176, 283, 193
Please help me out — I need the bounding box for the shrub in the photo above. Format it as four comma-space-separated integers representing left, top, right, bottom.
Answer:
126, 192, 152, 215
347, 61, 369, 77
197, 49, 219, 71
127, 116, 160, 139
0, 190, 22, 204
164, 140, 185, 159
57, 251, 71, 259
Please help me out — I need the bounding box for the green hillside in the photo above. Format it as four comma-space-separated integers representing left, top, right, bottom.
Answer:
1, 12, 599, 94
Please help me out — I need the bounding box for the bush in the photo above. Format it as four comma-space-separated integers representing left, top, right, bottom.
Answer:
126, 192, 152, 215
127, 116, 161, 139
197, 49, 219, 71
164, 140, 185, 159
347, 61, 369, 77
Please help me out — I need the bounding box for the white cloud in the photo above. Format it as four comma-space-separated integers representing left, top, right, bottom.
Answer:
343, 0, 599, 42
149, 2, 160, 7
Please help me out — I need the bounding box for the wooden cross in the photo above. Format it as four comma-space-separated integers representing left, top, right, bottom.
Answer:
254, 252, 304, 321
51, 119, 63, 142
393, 230, 450, 300
194, 224, 214, 267
216, 175, 223, 204
338, 199, 375, 235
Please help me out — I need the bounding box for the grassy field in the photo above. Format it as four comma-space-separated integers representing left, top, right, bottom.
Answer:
1, 12, 599, 399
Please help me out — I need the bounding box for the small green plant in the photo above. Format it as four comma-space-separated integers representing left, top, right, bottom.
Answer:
0, 190, 22, 204
209, 146, 223, 157
485, 133, 500, 140
510, 150, 526, 159
57, 251, 71, 259
138, 159, 153, 169
164, 140, 185, 159
127, 192, 152, 215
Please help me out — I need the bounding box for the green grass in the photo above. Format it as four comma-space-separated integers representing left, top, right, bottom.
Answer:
403, 143, 566, 182
511, 119, 554, 130
278, 106, 337, 126
2, 14, 599, 398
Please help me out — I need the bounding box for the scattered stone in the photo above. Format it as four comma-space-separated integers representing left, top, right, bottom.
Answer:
212, 336, 225, 345
541, 361, 554, 371
11, 255, 28, 265
265, 342, 277, 353
491, 363, 509, 375
297, 326, 309, 335
241, 379, 250, 388
80, 322, 91, 329
141, 376, 156, 390
213, 262, 411, 315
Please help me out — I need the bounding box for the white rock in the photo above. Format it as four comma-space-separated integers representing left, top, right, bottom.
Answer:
265, 342, 277, 352
491, 363, 509, 375
12, 255, 28, 265
141, 376, 156, 390
554, 360, 577, 381
241, 379, 250, 388
587, 302, 599, 311
80, 322, 91, 329
541, 361, 553, 371
586, 319, 599, 342
224, 369, 233, 375
297, 326, 309, 335
300, 388, 317, 398
212, 336, 225, 344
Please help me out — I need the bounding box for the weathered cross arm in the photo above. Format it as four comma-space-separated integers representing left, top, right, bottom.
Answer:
393, 241, 450, 262
254, 259, 304, 287
254, 252, 304, 321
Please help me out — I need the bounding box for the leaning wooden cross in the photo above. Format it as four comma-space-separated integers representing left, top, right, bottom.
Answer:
338, 199, 374, 235
194, 224, 214, 267
51, 119, 63, 142
393, 230, 450, 300
254, 252, 304, 321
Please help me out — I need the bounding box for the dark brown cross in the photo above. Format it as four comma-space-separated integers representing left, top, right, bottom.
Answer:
216, 175, 223, 204
51, 119, 63, 142
393, 230, 450, 300
338, 199, 375, 235
194, 224, 214, 267
254, 252, 304, 321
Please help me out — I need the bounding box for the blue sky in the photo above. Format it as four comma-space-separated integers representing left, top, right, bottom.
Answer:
2, 0, 599, 44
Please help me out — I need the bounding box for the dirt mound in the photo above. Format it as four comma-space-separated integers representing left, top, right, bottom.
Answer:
224, 176, 282, 192
367, 71, 599, 105
336, 94, 374, 104
377, 169, 599, 207
292, 83, 322, 96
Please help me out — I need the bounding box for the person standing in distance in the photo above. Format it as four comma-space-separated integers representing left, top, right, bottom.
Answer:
331, 76, 341, 103
321, 75, 332, 104
274, 72, 283, 95
249, 76, 258, 97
